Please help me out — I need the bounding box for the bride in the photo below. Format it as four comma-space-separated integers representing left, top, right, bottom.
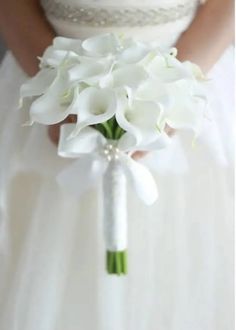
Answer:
0, 0, 234, 329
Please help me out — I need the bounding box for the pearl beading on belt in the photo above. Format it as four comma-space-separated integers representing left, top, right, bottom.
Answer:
41, 0, 197, 27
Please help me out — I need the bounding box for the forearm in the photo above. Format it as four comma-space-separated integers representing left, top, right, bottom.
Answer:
175, 0, 234, 72
0, 0, 56, 76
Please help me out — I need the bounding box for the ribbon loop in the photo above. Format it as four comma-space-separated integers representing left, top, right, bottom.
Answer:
58, 124, 106, 158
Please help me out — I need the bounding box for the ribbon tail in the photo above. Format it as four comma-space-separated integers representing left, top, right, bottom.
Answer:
122, 156, 158, 205
56, 156, 107, 197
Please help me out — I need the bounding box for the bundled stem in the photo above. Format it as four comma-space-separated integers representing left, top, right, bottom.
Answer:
106, 250, 128, 275
94, 116, 125, 140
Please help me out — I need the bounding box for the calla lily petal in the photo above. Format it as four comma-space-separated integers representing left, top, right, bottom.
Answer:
20, 68, 57, 98
112, 65, 148, 89
115, 91, 142, 147
146, 54, 190, 82
118, 133, 137, 152
53, 37, 83, 54
82, 33, 121, 56
69, 87, 117, 137
29, 72, 76, 124
67, 59, 112, 85
136, 78, 172, 109
40, 47, 79, 68
118, 42, 149, 64
183, 61, 207, 81
163, 80, 207, 133
116, 96, 163, 150
121, 100, 163, 140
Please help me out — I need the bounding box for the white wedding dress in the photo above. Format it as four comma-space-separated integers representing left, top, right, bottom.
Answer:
0, 0, 234, 329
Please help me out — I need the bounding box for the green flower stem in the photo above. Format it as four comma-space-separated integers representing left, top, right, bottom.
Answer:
107, 117, 117, 133
107, 251, 114, 272
115, 252, 122, 274
94, 124, 106, 137
114, 126, 125, 140
106, 250, 128, 275
101, 122, 113, 139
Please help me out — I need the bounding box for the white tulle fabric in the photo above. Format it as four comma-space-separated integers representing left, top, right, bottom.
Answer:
0, 0, 234, 329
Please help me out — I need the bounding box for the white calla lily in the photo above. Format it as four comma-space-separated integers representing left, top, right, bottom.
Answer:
20, 68, 57, 98
67, 58, 113, 86
146, 54, 191, 82
183, 61, 207, 81
112, 64, 148, 89
20, 68, 58, 125
53, 37, 83, 54
135, 78, 172, 109
116, 95, 164, 150
161, 80, 207, 133
82, 33, 121, 56
29, 71, 77, 124
39, 46, 79, 68
69, 87, 117, 137
118, 42, 149, 64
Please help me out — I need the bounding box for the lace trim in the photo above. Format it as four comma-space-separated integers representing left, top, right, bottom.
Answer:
41, 0, 197, 27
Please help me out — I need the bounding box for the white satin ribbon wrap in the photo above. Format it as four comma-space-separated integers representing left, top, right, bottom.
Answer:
57, 124, 158, 251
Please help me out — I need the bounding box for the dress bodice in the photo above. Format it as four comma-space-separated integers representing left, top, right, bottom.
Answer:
41, 0, 201, 46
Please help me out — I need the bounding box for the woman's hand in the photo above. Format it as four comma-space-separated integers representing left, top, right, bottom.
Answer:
48, 115, 77, 145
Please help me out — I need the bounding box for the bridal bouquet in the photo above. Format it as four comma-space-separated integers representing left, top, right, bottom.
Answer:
20, 33, 207, 275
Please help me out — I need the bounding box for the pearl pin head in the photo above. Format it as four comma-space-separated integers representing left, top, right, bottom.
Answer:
102, 143, 121, 162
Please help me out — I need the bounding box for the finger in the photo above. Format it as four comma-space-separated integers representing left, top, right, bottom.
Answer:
132, 151, 148, 160
48, 124, 60, 145
165, 124, 176, 137
67, 114, 77, 123
48, 114, 77, 146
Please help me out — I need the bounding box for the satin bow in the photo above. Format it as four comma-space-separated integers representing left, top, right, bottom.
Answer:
57, 123, 158, 205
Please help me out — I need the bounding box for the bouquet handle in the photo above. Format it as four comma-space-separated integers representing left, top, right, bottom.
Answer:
102, 159, 128, 275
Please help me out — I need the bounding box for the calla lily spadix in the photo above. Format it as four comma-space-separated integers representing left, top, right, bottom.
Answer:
19, 33, 208, 275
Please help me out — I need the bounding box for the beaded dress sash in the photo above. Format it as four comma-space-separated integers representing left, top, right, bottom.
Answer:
41, 0, 198, 27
